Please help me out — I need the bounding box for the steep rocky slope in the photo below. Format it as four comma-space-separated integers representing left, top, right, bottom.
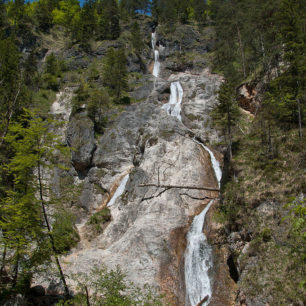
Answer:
37, 23, 238, 305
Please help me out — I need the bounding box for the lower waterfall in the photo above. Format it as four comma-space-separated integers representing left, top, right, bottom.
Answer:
185, 200, 214, 306
159, 75, 222, 305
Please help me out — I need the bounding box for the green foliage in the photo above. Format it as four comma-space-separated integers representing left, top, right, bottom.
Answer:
87, 207, 111, 234
52, 209, 80, 254
212, 80, 240, 158
58, 265, 163, 305
0, 109, 71, 294
283, 197, 306, 260
97, 0, 120, 40
87, 87, 110, 133
102, 47, 129, 102
131, 21, 144, 54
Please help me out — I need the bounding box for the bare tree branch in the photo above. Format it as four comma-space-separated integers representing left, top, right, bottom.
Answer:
141, 187, 170, 202
179, 193, 216, 200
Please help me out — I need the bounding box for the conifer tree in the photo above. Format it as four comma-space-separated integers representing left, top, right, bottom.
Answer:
213, 80, 240, 159
2, 110, 70, 297
102, 47, 128, 103
131, 21, 143, 54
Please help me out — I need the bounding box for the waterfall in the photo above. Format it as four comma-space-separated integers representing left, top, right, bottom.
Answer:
153, 50, 160, 78
162, 81, 183, 121
193, 139, 222, 188
107, 174, 129, 207
185, 140, 222, 306
151, 32, 156, 50
185, 200, 214, 306
152, 32, 160, 78
159, 61, 222, 306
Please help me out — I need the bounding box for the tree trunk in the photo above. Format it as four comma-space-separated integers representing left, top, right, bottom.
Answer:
297, 98, 302, 139
0, 244, 7, 278
37, 161, 70, 298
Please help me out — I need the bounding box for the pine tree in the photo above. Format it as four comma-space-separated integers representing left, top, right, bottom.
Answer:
102, 47, 128, 103
98, 0, 120, 40
212, 80, 240, 159
131, 21, 143, 54
2, 110, 71, 297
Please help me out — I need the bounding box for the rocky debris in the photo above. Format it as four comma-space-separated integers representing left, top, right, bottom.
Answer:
237, 83, 260, 114
66, 112, 96, 175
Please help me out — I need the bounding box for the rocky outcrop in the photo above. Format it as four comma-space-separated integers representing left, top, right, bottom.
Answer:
237, 83, 259, 114
66, 112, 96, 175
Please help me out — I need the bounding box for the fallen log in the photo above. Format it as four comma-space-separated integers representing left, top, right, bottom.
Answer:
138, 183, 219, 192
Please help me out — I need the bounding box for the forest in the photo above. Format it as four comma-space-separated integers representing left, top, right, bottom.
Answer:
0, 0, 305, 305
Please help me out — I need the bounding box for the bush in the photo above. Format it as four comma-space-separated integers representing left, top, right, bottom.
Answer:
52, 210, 80, 254
87, 208, 111, 234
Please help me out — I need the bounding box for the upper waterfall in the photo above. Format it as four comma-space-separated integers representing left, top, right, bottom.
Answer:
153, 50, 160, 78
151, 32, 160, 78
162, 81, 183, 121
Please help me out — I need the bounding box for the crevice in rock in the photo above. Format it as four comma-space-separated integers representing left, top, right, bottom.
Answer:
227, 254, 239, 283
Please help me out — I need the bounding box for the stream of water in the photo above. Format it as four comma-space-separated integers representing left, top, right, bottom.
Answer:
184, 200, 214, 306
152, 32, 160, 78
107, 174, 129, 207
158, 66, 221, 304
162, 81, 183, 121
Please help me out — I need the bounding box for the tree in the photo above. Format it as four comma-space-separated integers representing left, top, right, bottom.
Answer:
87, 87, 110, 133
212, 80, 240, 159
0, 37, 28, 148
34, 0, 55, 32
131, 21, 143, 54
277, 0, 305, 138
52, 0, 80, 30
102, 47, 128, 103
2, 110, 71, 297
97, 0, 120, 40
59, 265, 162, 305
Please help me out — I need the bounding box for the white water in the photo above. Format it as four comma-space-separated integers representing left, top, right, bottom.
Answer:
107, 174, 129, 207
193, 139, 222, 188
185, 200, 214, 306
184, 139, 222, 306
162, 81, 183, 121
153, 50, 160, 78
151, 32, 160, 78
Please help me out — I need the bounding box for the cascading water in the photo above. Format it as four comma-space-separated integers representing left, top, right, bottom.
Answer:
151, 32, 160, 78
193, 139, 222, 188
160, 76, 222, 304
107, 174, 129, 207
185, 141, 222, 306
151, 31, 156, 50
162, 81, 183, 121
185, 200, 214, 306
153, 50, 160, 78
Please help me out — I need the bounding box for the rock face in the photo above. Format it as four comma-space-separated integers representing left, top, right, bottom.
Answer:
45, 24, 233, 305
55, 66, 230, 305
66, 112, 96, 175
